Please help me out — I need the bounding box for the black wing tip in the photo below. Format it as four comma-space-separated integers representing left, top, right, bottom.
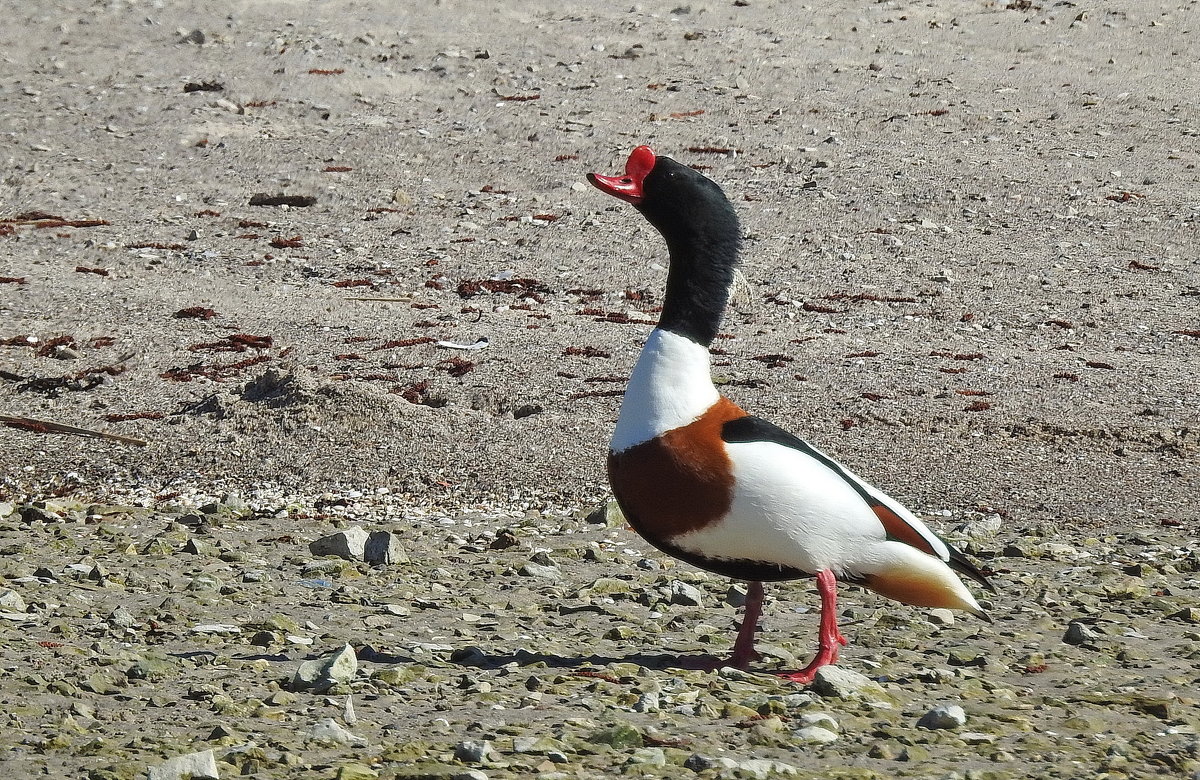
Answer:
948, 546, 997, 593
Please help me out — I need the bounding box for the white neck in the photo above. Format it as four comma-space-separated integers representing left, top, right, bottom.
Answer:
610, 328, 719, 452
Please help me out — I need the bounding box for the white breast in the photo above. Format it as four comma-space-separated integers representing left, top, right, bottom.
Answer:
610, 328, 719, 452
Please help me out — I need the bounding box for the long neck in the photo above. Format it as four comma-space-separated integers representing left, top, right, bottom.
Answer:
655, 220, 739, 347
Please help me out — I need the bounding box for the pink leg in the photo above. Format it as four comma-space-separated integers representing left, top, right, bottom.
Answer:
728, 581, 764, 669
778, 569, 846, 684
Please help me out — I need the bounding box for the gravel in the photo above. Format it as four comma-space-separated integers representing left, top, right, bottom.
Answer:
3, 0, 1199, 778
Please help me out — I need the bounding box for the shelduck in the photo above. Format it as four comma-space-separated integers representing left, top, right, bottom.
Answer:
587, 146, 993, 683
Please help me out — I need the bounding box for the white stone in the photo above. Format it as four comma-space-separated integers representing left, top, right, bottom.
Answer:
918, 704, 967, 730
148, 749, 219, 780
794, 725, 839, 743
307, 717, 366, 746
928, 608, 955, 626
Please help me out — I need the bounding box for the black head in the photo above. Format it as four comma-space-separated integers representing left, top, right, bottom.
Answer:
588, 146, 741, 346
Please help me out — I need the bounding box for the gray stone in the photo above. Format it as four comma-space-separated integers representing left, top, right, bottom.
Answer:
518, 562, 562, 581
918, 704, 967, 730
107, 605, 136, 628
451, 771, 489, 780
632, 691, 660, 712
928, 608, 955, 626
147, 748, 219, 780
684, 755, 739, 772
585, 498, 626, 527
309, 527, 369, 560
628, 747, 666, 765
365, 531, 409, 564
454, 739, 493, 763
810, 666, 890, 701
0, 589, 27, 613
959, 513, 1003, 539
738, 758, 800, 778
669, 580, 704, 607
794, 725, 839, 743
1064, 620, 1098, 645
307, 717, 366, 746
797, 712, 839, 732
293, 643, 358, 692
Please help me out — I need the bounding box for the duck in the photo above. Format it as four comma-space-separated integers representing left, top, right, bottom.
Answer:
587, 145, 994, 683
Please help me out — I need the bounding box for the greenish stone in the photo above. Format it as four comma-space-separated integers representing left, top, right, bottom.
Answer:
126, 655, 179, 681
374, 665, 427, 685
587, 722, 644, 749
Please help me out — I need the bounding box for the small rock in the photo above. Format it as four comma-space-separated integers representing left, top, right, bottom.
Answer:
628, 747, 666, 766
1063, 620, 1098, 645
632, 691, 660, 712
917, 704, 967, 730
669, 580, 704, 607
293, 644, 358, 692
310, 527, 369, 560
365, 531, 409, 564
946, 647, 987, 666
584, 498, 626, 527
334, 764, 378, 780
178, 29, 206, 45
794, 725, 838, 743
1170, 606, 1199, 624
148, 749, 219, 780
308, 717, 366, 746
450, 646, 488, 665
454, 739, 493, 763
928, 608, 955, 626
0, 589, 27, 613
586, 722, 643, 749
797, 712, 839, 732
959, 514, 1003, 539
684, 755, 739, 772
518, 562, 562, 581
451, 771, 488, 780
810, 666, 889, 701
108, 606, 136, 628
739, 758, 800, 778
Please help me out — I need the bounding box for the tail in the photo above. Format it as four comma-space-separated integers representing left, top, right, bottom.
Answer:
854, 542, 989, 619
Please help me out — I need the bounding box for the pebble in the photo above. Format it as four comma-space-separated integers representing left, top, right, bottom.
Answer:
0, 589, 27, 613
519, 562, 562, 581
798, 712, 839, 732
918, 704, 968, 730
310, 527, 369, 560
809, 666, 890, 702
451, 771, 488, 780
148, 749, 218, 780
293, 643, 358, 692
794, 725, 839, 743
669, 580, 704, 606
454, 739, 493, 763
928, 608, 955, 626
1063, 620, 1098, 645
308, 717, 366, 746
739, 758, 800, 777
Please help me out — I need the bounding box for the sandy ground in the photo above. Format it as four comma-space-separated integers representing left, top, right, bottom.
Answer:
1, 1, 1198, 778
